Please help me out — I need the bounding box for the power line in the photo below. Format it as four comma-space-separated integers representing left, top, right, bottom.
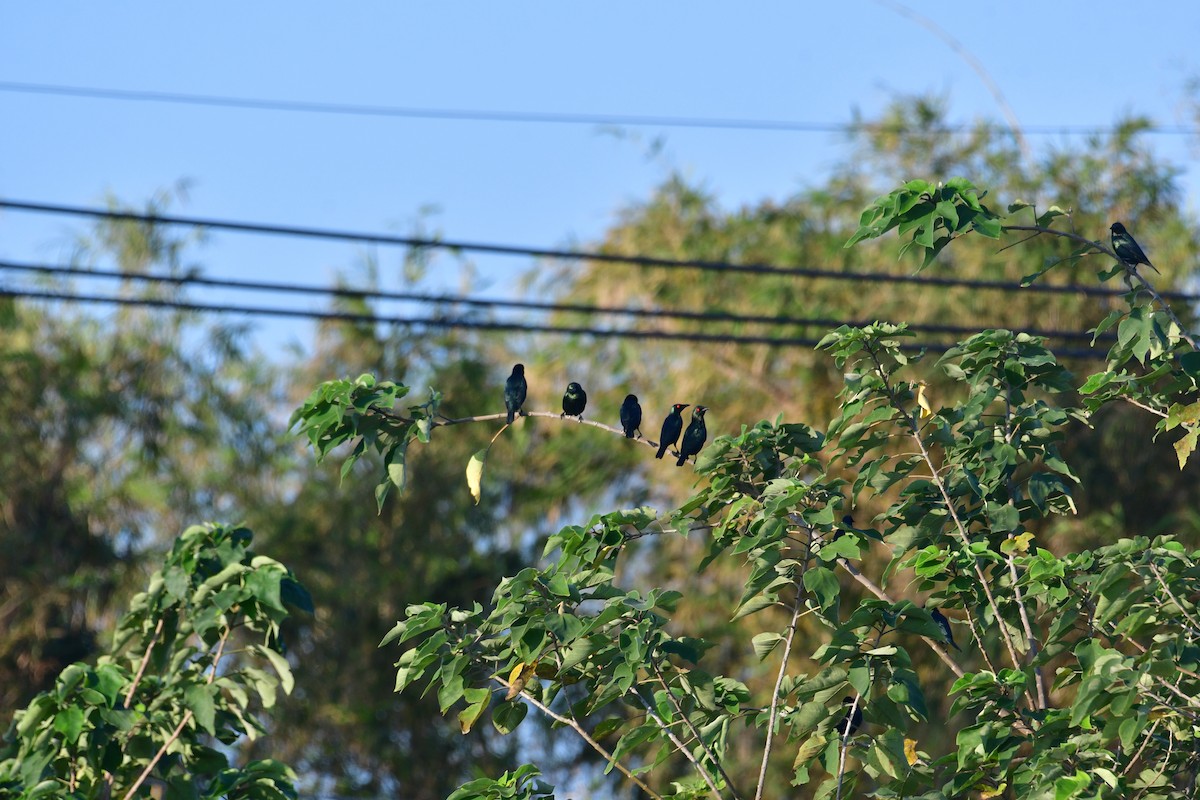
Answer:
0, 259, 1115, 343
0, 285, 1108, 359
2, 80, 1195, 137
0, 199, 1167, 300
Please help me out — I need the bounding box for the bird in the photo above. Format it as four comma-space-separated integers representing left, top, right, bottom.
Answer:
504, 364, 527, 424
830, 514, 854, 544
837, 696, 863, 738
561, 382, 587, 419
619, 394, 642, 439
656, 403, 688, 459
675, 406, 708, 467
929, 606, 961, 651
1110, 222, 1159, 274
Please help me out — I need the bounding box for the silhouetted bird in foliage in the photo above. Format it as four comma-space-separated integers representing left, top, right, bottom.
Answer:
505, 364, 527, 424
656, 403, 688, 459
561, 382, 587, 419
831, 514, 854, 544
675, 405, 708, 466
838, 696, 863, 737
1110, 222, 1159, 274
620, 394, 642, 438
929, 606, 960, 651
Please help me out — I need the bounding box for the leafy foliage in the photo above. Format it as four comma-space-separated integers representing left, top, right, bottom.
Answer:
291, 168, 1200, 798
0, 524, 311, 799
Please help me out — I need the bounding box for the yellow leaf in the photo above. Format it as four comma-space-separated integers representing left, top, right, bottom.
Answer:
978, 783, 1007, 799
1011, 532, 1035, 553
916, 381, 933, 419
903, 738, 920, 766
505, 660, 538, 700
466, 448, 487, 505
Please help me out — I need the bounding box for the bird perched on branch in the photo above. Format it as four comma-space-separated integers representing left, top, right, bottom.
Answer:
837, 696, 863, 737
561, 382, 587, 419
1110, 221, 1159, 274
676, 405, 708, 467
656, 403, 688, 459
928, 606, 961, 651
620, 394, 642, 439
504, 364, 527, 424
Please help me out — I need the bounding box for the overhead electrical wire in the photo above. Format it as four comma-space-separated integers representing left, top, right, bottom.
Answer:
2, 80, 1195, 137
0, 285, 1110, 360
2, 199, 1181, 301
0, 259, 1115, 343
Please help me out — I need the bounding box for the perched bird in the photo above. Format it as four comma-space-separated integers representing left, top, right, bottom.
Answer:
656, 403, 689, 459
830, 514, 854, 544
675, 406, 708, 467
1110, 222, 1159, 274
837, 696, 863, 738
504, 364, 527, 424
929, 606, 961, 651
619, 394, 642, 439
561, 382, 587, 419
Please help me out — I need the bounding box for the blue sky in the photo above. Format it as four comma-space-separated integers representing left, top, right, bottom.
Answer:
2, 3, 1198, 351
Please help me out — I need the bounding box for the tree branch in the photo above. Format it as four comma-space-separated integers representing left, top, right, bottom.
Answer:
493, 677, 662, 800
652, 664, 743, 800
632, 690, 727, 800
120, 710, 192, 800
754, 568, 807, 800
123, 617, 165, 708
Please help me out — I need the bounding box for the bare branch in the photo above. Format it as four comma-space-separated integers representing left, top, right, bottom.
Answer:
652, 664, 743, 800
632, 690, 727, 800
124, 617, 165, 708
120, 710, 192, 800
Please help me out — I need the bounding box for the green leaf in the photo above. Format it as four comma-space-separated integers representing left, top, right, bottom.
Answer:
803, 566, 840, 613
255, 645, 295, 696
752, 632, 785, 661
458, 688, 490, 734
185, 683, 217, 735
52, 707, 85, 743
491, 699, 528, 735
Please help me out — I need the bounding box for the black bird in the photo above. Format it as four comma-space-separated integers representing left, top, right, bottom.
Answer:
620, 394, 642, 438
831, 514, 854, 544
675, 405, 708, 467
656, 403, 688, 459
504, 364, 527, 424
561, 382, 587, 419
929, 606, 961, 651
1110, 221, 1159, 274
837, 696, 863, 738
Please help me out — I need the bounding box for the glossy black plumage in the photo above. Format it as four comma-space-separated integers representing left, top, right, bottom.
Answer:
620, 394, 642, 438
561, 382, 587, 419
1110, 221, 1159, 274
837, 696, 863, 737
929, 607, 960, 651
675, 406, 708, 467
656, 403, 688, 459
505, 364, 527, 424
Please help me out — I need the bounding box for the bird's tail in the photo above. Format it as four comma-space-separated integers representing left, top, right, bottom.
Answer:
625, 429, 635, 438
675, 452, 687, 467
507, 409, 515, 424
655, 444, 667, 459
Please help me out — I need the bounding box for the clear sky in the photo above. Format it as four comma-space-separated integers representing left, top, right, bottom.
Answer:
2, 3, 1198, 351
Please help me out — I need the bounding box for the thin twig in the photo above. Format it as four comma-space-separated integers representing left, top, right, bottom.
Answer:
652, 664, 743, 800
1121, 717, 1162, 778
123, 618, 164, 708
1147, 562, 1200, 637
835, 693, 861, 800
867, 345, 1029, 703
493, 677, 662, 800
381, 408, 665, 452
753, 556, 808, 800
120, 710, 192, 800
1121, 395, 1168, 418
1004, 224, 1197, 351
1005, 553, 1047, 708
633, 690, 726, 799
